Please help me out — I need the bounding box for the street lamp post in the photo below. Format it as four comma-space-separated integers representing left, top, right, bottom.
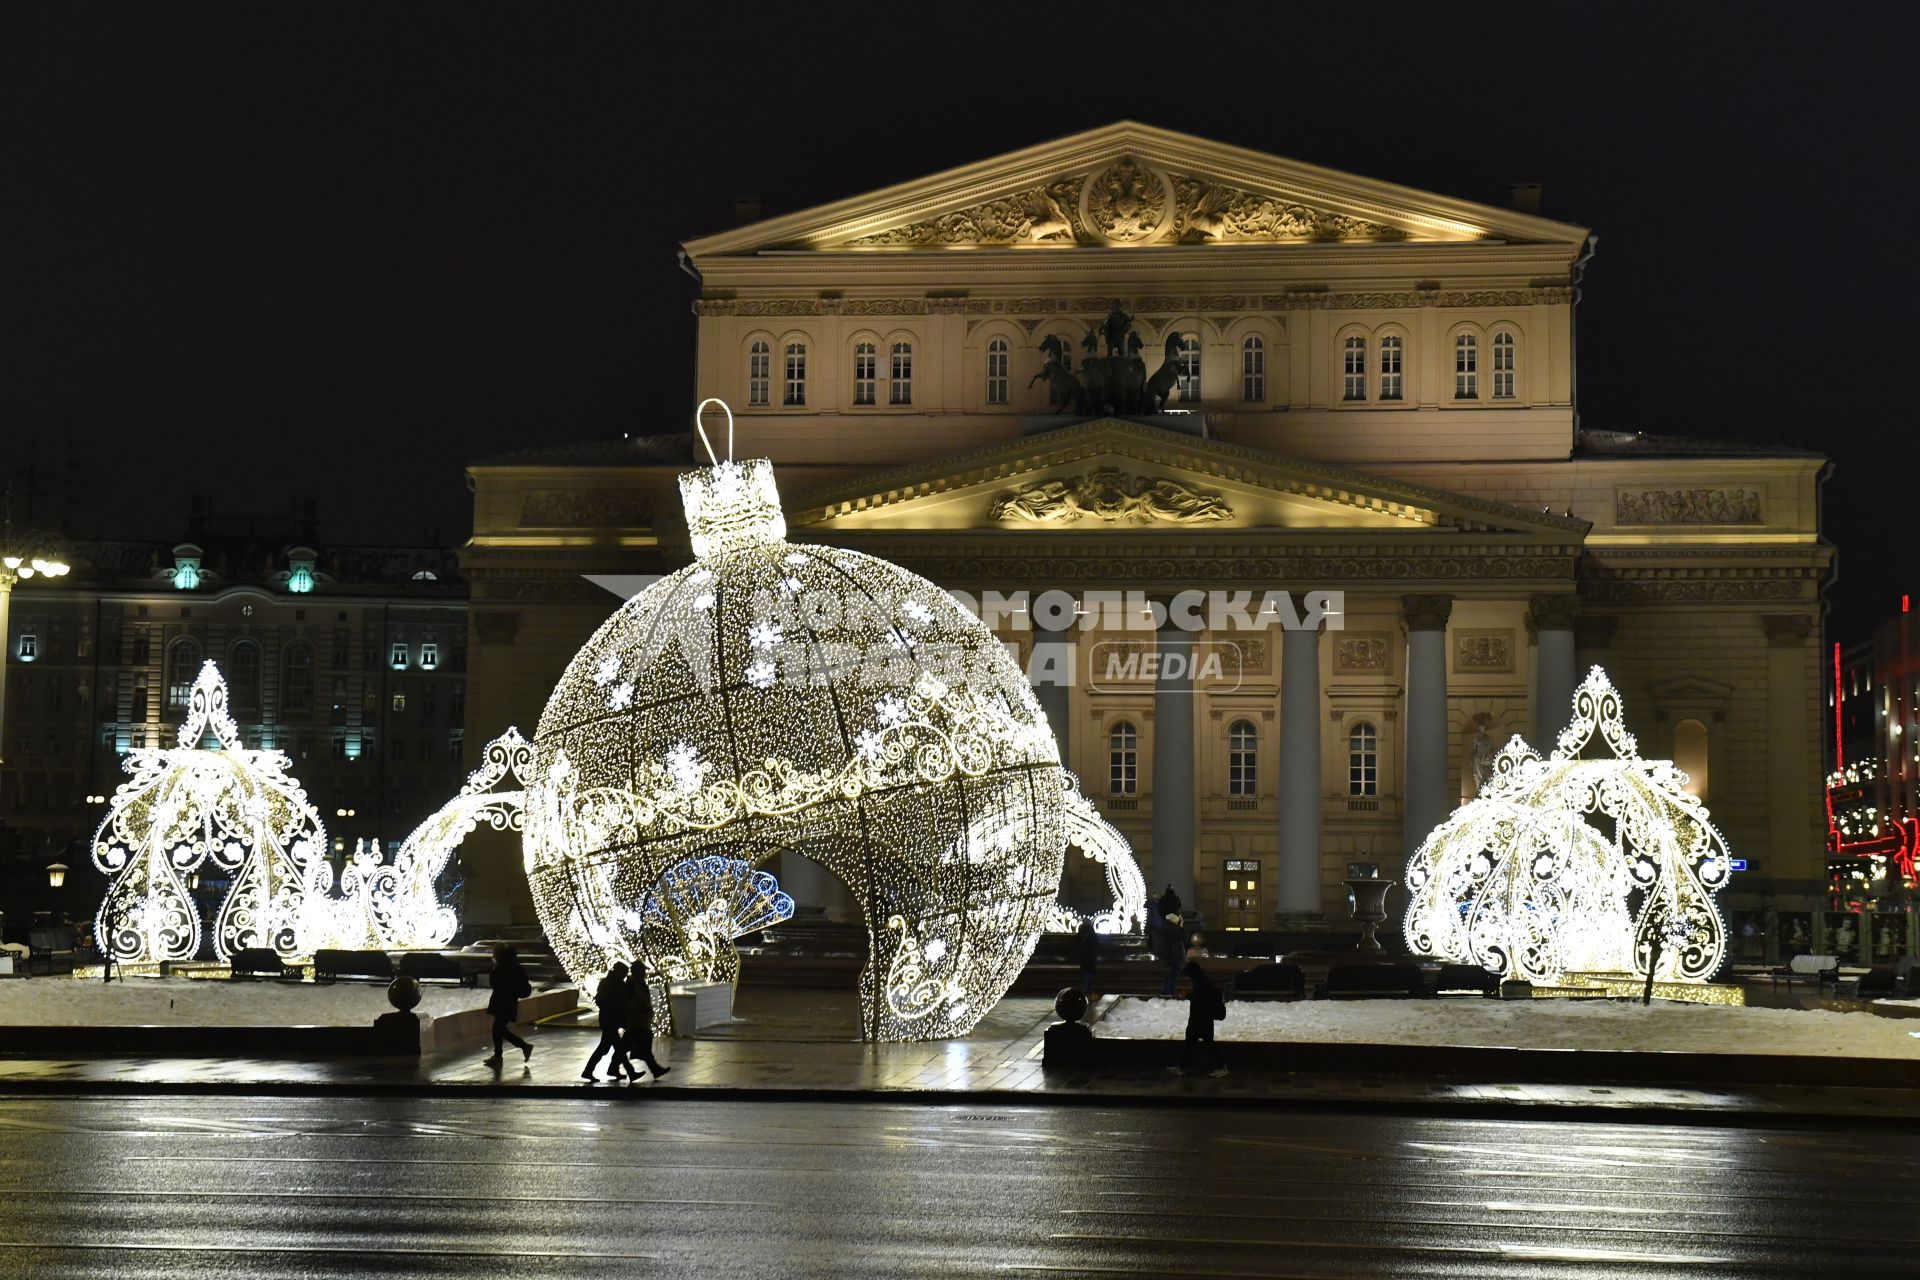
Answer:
0, 517, 73, 768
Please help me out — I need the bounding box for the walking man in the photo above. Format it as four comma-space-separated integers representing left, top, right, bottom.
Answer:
1174, 960, 1228, 1077
581, 962, 635, 1083
482, 944, 533, 1067
620, 965, 672, 1082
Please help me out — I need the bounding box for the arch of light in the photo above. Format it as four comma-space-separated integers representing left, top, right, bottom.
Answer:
1403, 666, 1732, 984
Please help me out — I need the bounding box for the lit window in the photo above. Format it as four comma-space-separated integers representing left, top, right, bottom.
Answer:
853, 342, 877, 406
1343, 335, 1367, 401
390, 642, 409, 670
1228, 719, 1257, 797
1348, 722, 1379, 796
1109, 720, 1138, 795
331, 732, 347, 761
1379, 334, 1404, 401
172, 559, 201, 591
1241, 336, 1265, 402
166, 639, 202, 710
1454, 333, 1478, 399
889, 342, 913, 405
420, 642, 439, 670
16, 632, 36, 662
747, 340, 771, 407
985, 338, 1009, 405
1491, 330, 1516, 400
1175, 335, 1201, 402
392, 693, 407, 713
783, 343, 807, 406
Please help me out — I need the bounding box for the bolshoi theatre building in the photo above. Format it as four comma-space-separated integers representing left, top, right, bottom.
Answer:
459, 124, 1831, 937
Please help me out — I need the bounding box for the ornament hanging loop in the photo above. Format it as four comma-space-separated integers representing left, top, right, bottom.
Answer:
693, 398, 735, 466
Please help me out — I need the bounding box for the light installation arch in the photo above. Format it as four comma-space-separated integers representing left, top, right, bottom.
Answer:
520, 436, 1070, 1041
1403, 666, 1732, 984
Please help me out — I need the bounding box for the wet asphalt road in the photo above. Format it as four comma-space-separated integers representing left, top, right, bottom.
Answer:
0, 1094, 1912, 1279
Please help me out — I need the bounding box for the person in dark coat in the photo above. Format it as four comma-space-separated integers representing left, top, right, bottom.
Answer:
1157, 914, 1186, 996
581, 962, 635, 1083
1073, 919, 1100, 995
483, 944, 534, 1066
618, 966, 672, 1082
1174, 960, 1228, 1077
1157, 884, 1182, 919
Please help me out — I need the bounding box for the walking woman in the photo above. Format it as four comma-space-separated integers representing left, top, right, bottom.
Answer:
1175, 960, 1228, 1077
618, 965, 672, 1083
582, 962, 635, 1083
483, 944, 534, 1067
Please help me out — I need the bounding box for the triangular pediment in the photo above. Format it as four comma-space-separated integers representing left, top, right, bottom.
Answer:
684, 122, 1589, 257
788, 419, 1592, 540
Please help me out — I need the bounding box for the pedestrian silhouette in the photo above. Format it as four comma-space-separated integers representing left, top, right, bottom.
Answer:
1074, 919, 1100, 995
582, 962, 636, 1082
620, 966, 672, 1082
1173, 960, 1228, 1077
483, 944, 534, 1067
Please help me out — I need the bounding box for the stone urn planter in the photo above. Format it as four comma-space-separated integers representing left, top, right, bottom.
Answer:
1345, 878, 1396, 952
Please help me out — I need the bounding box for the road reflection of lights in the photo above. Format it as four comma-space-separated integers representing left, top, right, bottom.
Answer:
1501, 1245, 1733, 1265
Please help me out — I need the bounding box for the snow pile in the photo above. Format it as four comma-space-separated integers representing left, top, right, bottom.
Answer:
1099, 995, 1920, 1059
0, 977, 495, 1027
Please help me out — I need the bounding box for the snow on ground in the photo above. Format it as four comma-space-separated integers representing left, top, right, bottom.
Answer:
0, 977, 496, 1027
1099, 995, 1920, 1059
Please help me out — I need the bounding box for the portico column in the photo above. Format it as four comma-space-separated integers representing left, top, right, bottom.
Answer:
1149, 617, 1196, 913
1530, 593, 1580, 748
1029, 588, 1073, 763
1275, 621, 1323, 919
1402, 594, 1453, 859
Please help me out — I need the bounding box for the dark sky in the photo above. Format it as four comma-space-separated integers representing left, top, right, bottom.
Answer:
4, 3, 1914, 638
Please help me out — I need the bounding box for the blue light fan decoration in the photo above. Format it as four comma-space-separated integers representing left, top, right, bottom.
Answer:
638, 855, 795, 991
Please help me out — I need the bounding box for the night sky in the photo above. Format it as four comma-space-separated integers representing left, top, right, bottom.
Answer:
5, 3, 1913, 638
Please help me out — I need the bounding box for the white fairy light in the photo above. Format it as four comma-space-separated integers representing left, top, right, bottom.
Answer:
520, 416, 1066, 1041
1045, 777, 1148, 935
1403, 667, 1732, 984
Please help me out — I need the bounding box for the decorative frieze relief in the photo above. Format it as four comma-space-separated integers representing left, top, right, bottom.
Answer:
1614, 487, 1764, 525
1453, 629, 1515, 674
518, 490, 654, 529
698, 289, 1567, 319
990, 469, 1234, 525
1334, 634, 1390, 673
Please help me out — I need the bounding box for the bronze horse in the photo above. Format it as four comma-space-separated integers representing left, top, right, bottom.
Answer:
1144, 333, 1185, 412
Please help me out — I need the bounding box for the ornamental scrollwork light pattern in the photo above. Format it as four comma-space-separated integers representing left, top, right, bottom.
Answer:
1403, 666, 1732, 985
1045, 778, 1147, 935
90, 660, 465, 962
521, 448, 1068, 1041
633, 855, 794, 995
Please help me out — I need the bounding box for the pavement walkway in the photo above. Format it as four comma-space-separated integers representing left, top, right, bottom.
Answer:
2, 995, 1917, 1125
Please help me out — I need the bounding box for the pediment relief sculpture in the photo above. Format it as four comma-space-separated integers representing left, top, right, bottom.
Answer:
990, 468, 1233, 525
841, 156, 1407, 249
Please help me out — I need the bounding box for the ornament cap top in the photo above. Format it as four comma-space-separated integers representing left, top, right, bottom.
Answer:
679, 457, 786, 557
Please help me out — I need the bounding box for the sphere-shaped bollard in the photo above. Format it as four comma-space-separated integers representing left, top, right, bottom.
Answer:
1053, 985, 1089, 1024
387, 973, 423, 1013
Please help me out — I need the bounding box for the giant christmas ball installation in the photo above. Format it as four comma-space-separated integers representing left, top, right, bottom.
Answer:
521, 441, 1068, 1040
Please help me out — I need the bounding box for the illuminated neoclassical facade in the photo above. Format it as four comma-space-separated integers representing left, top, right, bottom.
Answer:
458, 124, 1830, 936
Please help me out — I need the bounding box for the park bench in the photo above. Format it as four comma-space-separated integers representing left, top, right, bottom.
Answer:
1229, 962, 1305, 1001
27, 925, 76, 976
1768, 953, 1838, 992
312, 949, 395, 983
399, 952, 469, 986
1324, 960, 1427, 999
229, 947, 303, 980
1854, 956, 1917, 998
1432, 962, 1500, 996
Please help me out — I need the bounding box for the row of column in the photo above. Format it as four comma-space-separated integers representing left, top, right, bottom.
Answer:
1132, 592, 1578, 924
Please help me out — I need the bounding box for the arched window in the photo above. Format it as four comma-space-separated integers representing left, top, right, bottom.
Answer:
1175, 335, 1202, 401
1348, 722, 1378, 797
1343, 334, 1368, 401
1379, 334, 1404, 401
1241, 336, 1265, 402
1228, 719, 1258, 796
889, 341, 913, 405
783, 343, 807, 406
281, 643, 314, 716
1053, 336, 1073, 373
229, 640, 261, 714
1674, 718, 1709, 800
985, 337, 1009, 404
166, 638, 202, 711
1108, 720, 1138, 795
1454, 333, 1478, 400
1491, 329, 1517, 400
852, 342, 877, 406
747, 341, 771, 407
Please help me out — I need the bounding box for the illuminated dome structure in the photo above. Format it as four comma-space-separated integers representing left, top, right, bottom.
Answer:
522, 410, 1068, 1040
1403, 666, 1732, 984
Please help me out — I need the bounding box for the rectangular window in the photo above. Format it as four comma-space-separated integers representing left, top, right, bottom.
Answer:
1491, 331, 1516, 400
331, 732, 347, 761
853, 344, 876, 406
1241, 340, 1265, 402
16, 632, 35, 661
747, 343, 770, 407
1343, 336, 1367, 401
784, 344, 807, 406
1108, 725, 1138, 795
985, 341, 1009, 405
391, 693, 407, 713
390, 642, 409, 670
132, 683, 149, 720
1379, 335, 1404, 401
332, 628, 351, 670
1454, 334, 1478, 399
889, 343, 913, 405
449, 728, 465, 763
1175, 338, 1201, 402
420, 642, 439, 670
132, 629, 151, 665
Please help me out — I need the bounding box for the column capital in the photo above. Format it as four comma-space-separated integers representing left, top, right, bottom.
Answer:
1761, 613, 1816, 647
1399, 593, 1453, 632
1526, 592, 1580, 633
